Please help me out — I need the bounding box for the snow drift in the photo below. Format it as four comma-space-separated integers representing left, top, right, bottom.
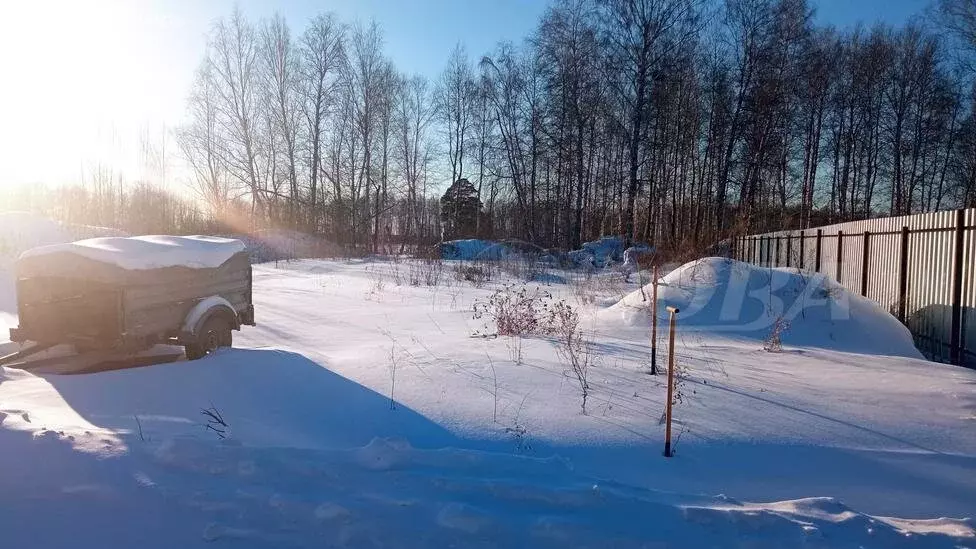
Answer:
568, 235, 625, 267
603, 257, 922, 358
439, 239, 514, 260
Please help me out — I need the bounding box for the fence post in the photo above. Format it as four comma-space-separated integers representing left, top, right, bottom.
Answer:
799, 231, 805, 270
775, 236, 781, 267
651, 265, 659, 375
836, 230, 844, 283
815, 229, 823, 273
664, 306, 680, 458
861, 231, 871, 297
898, 226, 909, 323
950, 209, 965, 365
785, 234, 792, 268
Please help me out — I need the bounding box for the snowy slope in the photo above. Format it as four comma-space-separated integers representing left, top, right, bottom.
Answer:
0, 257, 973, 548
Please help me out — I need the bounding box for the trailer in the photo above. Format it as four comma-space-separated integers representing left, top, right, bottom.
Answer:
3, 235, 255, 367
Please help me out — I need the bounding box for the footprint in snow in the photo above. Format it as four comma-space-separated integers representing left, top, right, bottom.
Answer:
202, 523, 255, 542
436, 502, 493, 534
314, 502, 351, 522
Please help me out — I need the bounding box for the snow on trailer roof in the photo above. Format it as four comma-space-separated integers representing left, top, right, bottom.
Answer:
19, 235, 246, 271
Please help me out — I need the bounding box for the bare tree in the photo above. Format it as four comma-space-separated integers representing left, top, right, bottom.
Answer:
258, 13, 301, 226
158, 2, 975, 253
177, 63, 233, 216
395, 73, 437, 248
598, 0, 701, 244
209, 7, 267, 222
299, 12, 346, 231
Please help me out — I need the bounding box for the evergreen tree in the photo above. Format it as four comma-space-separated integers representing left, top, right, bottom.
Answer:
440, 178, 482, 240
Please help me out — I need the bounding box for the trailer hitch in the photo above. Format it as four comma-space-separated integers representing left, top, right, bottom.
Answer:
0, 343, 57, 367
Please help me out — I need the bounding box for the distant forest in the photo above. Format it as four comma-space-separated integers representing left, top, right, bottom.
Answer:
7, 0, 976, 255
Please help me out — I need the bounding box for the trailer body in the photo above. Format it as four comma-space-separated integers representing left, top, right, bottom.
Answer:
9, 237, 254, 354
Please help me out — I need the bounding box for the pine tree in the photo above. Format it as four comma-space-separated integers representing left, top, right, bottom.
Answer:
440, 178, 482, 240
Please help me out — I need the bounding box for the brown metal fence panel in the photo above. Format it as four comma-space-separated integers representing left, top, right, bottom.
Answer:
734, 208, 976, 367
964, 209, 976, 365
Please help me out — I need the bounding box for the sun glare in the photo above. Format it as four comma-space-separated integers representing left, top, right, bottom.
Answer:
0, 0, 188, 188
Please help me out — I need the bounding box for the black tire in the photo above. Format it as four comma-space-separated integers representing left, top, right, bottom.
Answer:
185, 316, 233, 360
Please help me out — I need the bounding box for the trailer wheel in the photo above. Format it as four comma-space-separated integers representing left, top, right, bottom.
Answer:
185, 316, 233, 360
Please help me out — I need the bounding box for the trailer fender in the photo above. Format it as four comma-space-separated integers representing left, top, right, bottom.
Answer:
182, 296, 240, 337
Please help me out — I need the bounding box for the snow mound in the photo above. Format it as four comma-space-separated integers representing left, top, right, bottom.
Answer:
683, 496, 974, 546
569, 236, 651, 268
602, 257, 922, 358
582, 235, 624, 264
439, 239, 513, 260
20, 235, 246, 271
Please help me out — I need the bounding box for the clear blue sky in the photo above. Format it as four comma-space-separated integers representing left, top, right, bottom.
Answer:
183, 0, 554, 80
813, 0, 932, 29
224, 0, 935, 79
172, 0, 937, 92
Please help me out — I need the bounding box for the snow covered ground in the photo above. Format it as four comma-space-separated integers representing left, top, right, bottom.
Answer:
0, 254, 974, 548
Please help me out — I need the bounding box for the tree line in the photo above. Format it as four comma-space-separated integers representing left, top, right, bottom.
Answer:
14, 0, 976, 255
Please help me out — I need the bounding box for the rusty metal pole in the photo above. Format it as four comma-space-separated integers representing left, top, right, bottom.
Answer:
664, 306, 679, 458
650, 265, 659, 375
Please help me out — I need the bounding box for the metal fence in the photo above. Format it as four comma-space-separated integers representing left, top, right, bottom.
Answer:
732, 208, 976, 368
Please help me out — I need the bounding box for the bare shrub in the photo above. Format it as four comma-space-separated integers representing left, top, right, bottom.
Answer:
506, 333, 525, 364
485, 352, 499, 422
408, 257, 443, 286
382, 329, 401, 409
818, 283, 845, 301
568, 273, 598, 307
472, 283, 553, 337
388, 259, 405, 286
201, 405, 229, 439
543, 300, 594, 414
504, 395, 532, 453
498, 253, 543, 282
764, 315, 790, 352
472, 283, 557, 365
453, 261, 493, 287
365, 270, 386, 300
134, 415, 148, 442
